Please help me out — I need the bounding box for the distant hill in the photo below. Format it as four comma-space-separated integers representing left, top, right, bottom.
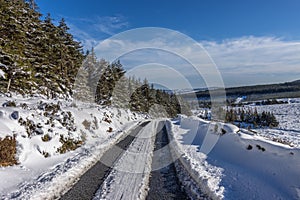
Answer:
182, 79, 300, 101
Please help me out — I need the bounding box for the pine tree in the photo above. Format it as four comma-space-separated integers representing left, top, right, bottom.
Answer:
73, 66, 93, 102
36, 13, 60, 97
0, 0, 41, 94
0, 1, 84, 97
96, 60, 125, 105
49, 17, 83, 97
26, 0, 39, 11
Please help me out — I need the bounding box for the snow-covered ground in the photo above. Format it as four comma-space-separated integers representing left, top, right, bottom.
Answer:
1, 94, 300, 199
0, 94, 145, 199
194, 98, 300, 147
245, 100, 300, 147
169, 115, 300, 199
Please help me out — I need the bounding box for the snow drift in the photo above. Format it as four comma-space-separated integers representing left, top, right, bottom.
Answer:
169, 115, 300, 199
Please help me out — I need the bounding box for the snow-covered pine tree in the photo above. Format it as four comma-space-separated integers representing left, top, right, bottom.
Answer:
0, 0, 84, 97
96, 60, 125, 105
73, 66, 94, 102
26, 0, 39, 11
0, 0, 39, 94
57, 18, 84, 97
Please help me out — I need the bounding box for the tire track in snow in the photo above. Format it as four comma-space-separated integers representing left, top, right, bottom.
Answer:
146, 121, 190, 200
93, 120, 158, 200
59, 121, 150, 200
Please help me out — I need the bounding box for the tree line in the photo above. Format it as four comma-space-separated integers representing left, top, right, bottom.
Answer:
75, 49, 190, 117
0, 0, 84, 97
224, 107, 279, 128
0, 0, 189, 117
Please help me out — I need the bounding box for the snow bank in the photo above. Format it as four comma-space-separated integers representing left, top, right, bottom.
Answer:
169, 115, 300, 199
166, 117, 225, 200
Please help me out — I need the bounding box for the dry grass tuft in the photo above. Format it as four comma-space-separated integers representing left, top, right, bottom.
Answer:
82, 119, 91, 130
0, 135, 17, 167
57, 135, 83, 154
107, 127, 113, 133
41, 134, 51, 142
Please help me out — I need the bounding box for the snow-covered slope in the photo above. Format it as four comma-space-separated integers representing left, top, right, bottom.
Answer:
0, 94, 145, 199
169, 115, 300, 199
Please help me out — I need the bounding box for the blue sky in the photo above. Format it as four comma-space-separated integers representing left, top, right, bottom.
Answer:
36, 0, 300, 88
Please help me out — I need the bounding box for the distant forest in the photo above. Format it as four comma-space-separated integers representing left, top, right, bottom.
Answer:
224, 107, 279, 128
183, 80, 300, 102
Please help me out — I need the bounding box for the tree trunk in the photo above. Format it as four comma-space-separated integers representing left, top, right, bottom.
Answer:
6, 78, 11, 93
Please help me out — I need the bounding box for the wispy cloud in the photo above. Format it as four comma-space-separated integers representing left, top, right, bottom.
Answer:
65, 15, 129, 50
93, 15, 129, 36
66, 21, 300, 88
93, 34, 300, 87
68, 23, 99, 50
202, 36, 300, 86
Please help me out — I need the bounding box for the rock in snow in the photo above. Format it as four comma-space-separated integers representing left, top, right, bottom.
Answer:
10, 111, 19, 120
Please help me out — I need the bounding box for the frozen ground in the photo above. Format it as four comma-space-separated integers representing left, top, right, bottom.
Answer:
0, 94, 145, 199
169, 115, 300, 199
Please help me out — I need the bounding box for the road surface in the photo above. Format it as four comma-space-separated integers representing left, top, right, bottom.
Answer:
60, 120, 190, 200
60, 121, 150, 200
146, 121, 189, 200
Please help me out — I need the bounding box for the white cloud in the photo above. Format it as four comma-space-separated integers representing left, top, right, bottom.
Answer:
71, 24, 300, 88
202, 36, 300, 72
93, 15, 129, 36
201, 36, 300, 86
126, 64, 193, 90
68, 23, 99, 50
66, 15, 129, 50
93, 28, 224, 89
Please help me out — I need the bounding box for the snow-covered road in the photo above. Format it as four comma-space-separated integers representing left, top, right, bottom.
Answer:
147, 121, 189, 200
94, 120, 157, 199
60, 121, 151, 199
62, 120, 192, 200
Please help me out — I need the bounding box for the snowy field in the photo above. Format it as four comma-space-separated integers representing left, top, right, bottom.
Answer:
0, 94, 145, 199
244, 99, 300, 147
169, 115, 300, 199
